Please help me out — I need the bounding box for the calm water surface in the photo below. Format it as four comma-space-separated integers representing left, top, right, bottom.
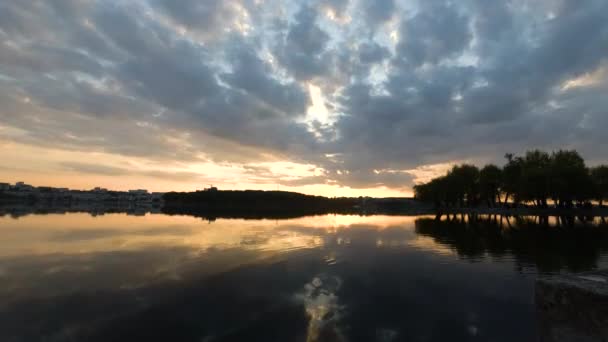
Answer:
1, 213, 608, 341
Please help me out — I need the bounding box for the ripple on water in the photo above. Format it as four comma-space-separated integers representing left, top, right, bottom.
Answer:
324, 255, 338, 266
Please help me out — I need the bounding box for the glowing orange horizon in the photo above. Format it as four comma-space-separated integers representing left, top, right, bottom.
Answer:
0, 142, 415, 198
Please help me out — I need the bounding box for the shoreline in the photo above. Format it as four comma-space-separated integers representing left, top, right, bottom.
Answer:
428, 206, 608, 217
2, 200, 608, 220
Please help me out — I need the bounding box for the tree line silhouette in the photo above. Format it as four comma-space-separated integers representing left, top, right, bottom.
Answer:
414, 150, 608, 209
162, 190, 361, 217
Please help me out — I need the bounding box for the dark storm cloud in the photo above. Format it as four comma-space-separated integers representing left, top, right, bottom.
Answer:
0, 0, 608, 190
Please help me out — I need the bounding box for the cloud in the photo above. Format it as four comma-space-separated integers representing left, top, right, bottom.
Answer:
274, 4, 331, 81
61, 162, 127, 176
358, 42, 390, 64
394, 1, 471, 67
327, 0, 608, 176
363, 0, 396, 27
50, 226, 194, 242
155, 0, 237, 36
1, 0, 608, 192
222, 39, 310, 116
60, 162, 204, 182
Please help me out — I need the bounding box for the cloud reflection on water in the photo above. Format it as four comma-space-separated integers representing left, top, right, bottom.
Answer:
1, 213, 608, 341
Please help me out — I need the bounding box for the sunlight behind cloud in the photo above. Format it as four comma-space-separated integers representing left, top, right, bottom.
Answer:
561, 64, 607, 91
406, 162, 459, 185
306, 83, 331, 124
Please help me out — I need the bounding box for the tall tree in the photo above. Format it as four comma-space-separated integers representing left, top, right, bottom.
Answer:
549, 150, 590, 207
590, 165, 608, 207
502, 153, 523, 205
448, 164, 480, 207
413, 149, 605, 210
479, 164, 502, 207
520, 150, 551, 207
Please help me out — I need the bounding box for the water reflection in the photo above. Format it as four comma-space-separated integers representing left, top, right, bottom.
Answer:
0, 213, 607, 341
0, 202, 162, 218
416, 214, 608, 273
299, 274, 346, 342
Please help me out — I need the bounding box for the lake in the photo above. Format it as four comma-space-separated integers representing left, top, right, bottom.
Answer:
1, 212, 608, 341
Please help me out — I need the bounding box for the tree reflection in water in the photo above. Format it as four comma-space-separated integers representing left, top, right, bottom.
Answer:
415, 214, 608, 273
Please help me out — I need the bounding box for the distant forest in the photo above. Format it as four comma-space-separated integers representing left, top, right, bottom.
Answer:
414, 150, 608, 208
162, 190, 360, 217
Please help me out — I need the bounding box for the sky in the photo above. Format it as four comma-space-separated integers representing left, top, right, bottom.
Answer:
0, 0, 607, 197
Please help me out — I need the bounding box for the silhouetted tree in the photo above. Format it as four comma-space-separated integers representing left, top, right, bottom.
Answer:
520, 150, 551, 207
479, 164, 502, 207
414, 176, 445, 208
414, 149, 605, 209
591, 165, 608, 207
448, 164, 480, 207
502, 153, 524, 205
549, 150, 590, 208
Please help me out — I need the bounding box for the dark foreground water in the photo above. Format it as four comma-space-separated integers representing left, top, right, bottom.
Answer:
1, 213, 608, 341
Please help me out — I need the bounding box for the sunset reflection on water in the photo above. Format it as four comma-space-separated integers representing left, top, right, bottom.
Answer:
0, 213, 440, 258
1, 213, 608, 341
